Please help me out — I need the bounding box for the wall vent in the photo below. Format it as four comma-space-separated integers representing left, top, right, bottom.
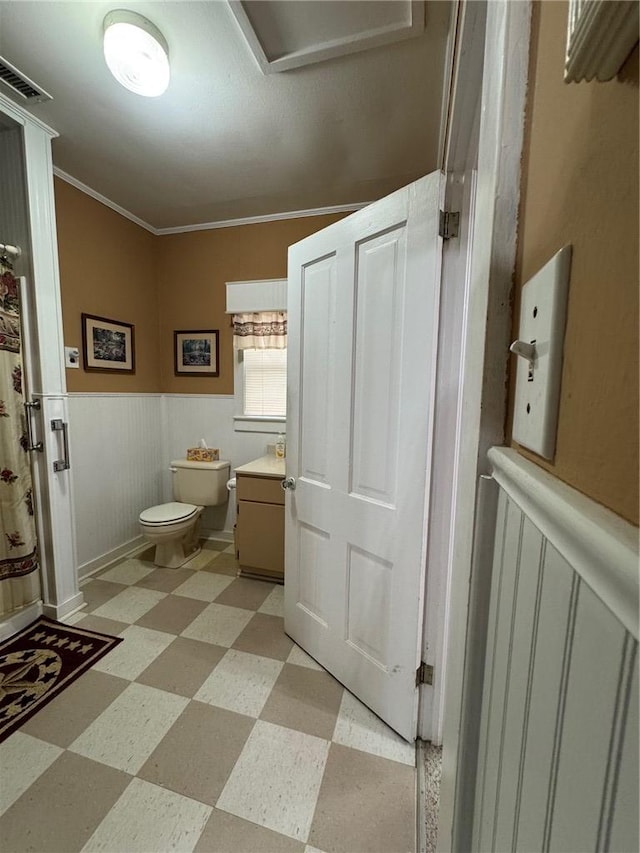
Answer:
0, 56, 52, 104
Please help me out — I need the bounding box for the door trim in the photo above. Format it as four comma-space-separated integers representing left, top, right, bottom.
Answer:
0, 92, 81, 619
434, 1, 532, 849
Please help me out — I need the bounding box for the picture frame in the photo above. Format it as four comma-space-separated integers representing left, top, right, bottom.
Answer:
174, 329, 219, 377
81, 313, 135, 373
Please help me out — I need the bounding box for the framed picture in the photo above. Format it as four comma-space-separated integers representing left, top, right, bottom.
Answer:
174, 329, 219, 376
82, 313, 135, 373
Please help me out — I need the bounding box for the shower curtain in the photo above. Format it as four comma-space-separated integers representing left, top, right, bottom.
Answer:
0, 258, 40, 618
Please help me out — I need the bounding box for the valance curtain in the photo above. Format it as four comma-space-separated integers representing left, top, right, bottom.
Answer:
0, 259, 40, 618
233, 311, 287, 350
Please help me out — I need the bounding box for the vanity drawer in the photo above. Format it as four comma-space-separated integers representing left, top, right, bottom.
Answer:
236, 473, 284, 505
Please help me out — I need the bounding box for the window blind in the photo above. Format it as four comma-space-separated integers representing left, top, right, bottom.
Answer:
243, 348, 287, 417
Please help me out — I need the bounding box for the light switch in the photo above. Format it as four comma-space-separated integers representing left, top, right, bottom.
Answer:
65, 346, 80, 368
511, 245, 572, 459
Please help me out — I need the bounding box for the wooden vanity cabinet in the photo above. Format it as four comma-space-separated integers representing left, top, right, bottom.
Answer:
235, 472, 284, 581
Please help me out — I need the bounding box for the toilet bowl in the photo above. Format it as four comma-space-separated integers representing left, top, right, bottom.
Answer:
139, 502, 203, 569
139, 459, 230, 568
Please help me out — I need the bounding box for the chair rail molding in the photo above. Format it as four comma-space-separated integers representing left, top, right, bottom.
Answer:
565, 0, 639, 82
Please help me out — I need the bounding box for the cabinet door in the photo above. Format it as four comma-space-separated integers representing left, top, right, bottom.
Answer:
237, 500, 284, 575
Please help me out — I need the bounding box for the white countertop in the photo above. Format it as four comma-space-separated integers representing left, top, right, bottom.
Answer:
235, 455, 286, 477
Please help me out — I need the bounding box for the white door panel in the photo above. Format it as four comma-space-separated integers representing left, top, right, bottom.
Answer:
285, 173, 442, 740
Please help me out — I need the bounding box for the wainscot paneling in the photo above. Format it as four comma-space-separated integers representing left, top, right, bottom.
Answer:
68, 394, 163, 575
472, 447, 638, 853
162, 395, 279, 536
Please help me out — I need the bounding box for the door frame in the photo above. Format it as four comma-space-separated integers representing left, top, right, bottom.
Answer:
423, 0, 533, 848
0, 92, 81, 629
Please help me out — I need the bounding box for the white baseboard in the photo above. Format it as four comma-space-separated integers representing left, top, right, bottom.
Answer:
78, 535, 148, 581
43, 591, 85, 621
77, 531, 233, 586
0, 600, 43, 640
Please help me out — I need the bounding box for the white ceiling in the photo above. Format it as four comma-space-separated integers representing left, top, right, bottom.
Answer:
0, 1, 452, 230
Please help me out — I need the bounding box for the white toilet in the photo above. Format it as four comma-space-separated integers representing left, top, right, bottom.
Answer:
139, 459, 230, 568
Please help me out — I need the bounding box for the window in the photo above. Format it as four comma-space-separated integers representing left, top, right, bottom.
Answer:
243, 348, 287, 417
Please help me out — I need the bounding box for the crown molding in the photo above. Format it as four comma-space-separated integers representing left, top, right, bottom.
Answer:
52, 166, 369, 236
155, 202, 370, 235
52, 167, 157, 234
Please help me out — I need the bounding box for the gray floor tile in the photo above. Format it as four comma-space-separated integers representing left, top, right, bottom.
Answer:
203, 552, 240, 574
214, 577, 275, 611
136, 637, 227, 698
19, 669, 129, 748
81, 579, 127, 613
260, 663, 344, 740
0, 751, 130, 853
139, 700, 255, 805
71, 614, 129, 636
195, 808, 305, 852
308, 743, 416, 853
135, 566, 196, 593
135, 593, 208, 634
233, 613, 294, 661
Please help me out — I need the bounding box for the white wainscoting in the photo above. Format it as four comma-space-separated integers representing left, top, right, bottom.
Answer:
471, 447, 638, 853
68, 394, 163, 576
162, 395, 277, 536
68, 393, 280, 574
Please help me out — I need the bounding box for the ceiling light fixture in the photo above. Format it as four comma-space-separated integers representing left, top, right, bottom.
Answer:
103, 10, 170, 97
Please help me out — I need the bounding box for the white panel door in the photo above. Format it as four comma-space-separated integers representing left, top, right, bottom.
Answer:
285, 174, 442, 740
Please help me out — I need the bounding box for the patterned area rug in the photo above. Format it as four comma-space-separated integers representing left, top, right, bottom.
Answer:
0, 616, 122, 743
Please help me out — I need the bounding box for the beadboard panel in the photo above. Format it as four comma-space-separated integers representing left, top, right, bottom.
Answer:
68, 394, 280, 572
162, 395, 279, 535
68, 395, 163, 573
472, 449, 639, 853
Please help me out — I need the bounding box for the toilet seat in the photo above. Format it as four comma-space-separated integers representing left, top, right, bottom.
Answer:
139, 502, 200, 526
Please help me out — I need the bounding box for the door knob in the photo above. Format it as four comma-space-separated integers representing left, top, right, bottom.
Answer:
281, 477, 296, 491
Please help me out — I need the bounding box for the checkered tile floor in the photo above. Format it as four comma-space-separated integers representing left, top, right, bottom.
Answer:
0, 541, 417, 852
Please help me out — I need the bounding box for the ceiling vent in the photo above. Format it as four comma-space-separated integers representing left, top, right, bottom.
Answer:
0, 56, 52, 104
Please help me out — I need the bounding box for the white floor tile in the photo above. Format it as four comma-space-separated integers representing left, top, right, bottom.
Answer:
91, 587, 166, 624
0, 733, 63, 816
91, 624, 175, 680
83, 777, 211, 852
258, 585, 284, 617
195, 649, 283, 718
217, 720, 329, 843
97, 559, 155, 586
69, 682, 189, 775
332, 690, 416, 766
286, 645, 323, 671
180, 602, 254, 647
172, 572, 234, 602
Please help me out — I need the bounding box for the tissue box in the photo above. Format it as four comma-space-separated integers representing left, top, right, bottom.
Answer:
186, 447, 219, 462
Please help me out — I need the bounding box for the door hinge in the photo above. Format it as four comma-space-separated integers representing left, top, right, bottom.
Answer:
416, 661, 434, 686
439, 210, 460, 240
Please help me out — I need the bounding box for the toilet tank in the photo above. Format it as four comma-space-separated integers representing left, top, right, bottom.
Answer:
171, 459, 230, 506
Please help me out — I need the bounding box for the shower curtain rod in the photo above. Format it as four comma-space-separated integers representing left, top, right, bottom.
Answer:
0, 242, 22, 258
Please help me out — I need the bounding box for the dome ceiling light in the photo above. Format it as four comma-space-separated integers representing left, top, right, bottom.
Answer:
103, 10, 170, 97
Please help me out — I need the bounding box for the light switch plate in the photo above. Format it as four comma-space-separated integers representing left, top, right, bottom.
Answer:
65, 346, 80, 368
512, 245, 572, 459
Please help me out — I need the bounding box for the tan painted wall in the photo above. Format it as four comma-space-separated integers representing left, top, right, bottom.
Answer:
55, 177, 161, 393
55, 179, 346, 396
509, 1, 639, 524
156, 214, 346, 395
